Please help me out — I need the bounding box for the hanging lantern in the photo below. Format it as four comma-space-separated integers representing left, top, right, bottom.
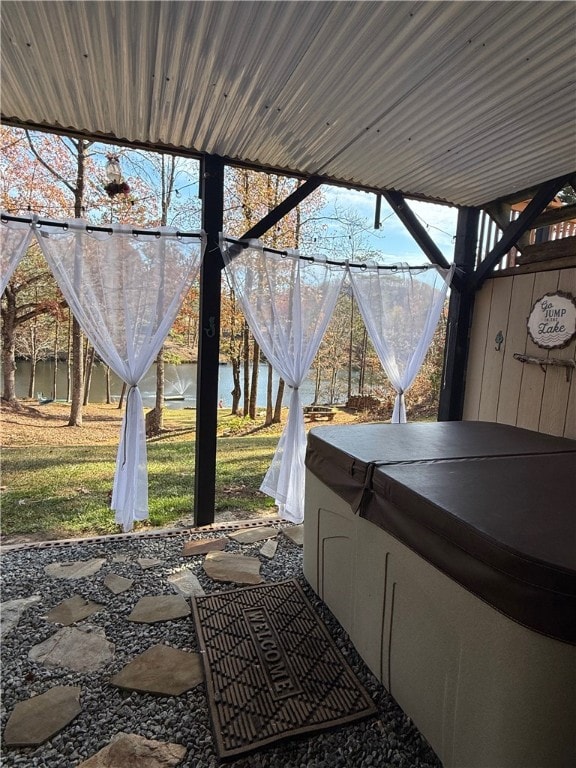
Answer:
105, 153, 122, 184
104, 153, 130, 198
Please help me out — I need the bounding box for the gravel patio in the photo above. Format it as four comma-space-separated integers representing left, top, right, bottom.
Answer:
0, 520, 441, 767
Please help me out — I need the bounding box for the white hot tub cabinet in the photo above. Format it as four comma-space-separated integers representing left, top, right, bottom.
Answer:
303, 422, 576, 768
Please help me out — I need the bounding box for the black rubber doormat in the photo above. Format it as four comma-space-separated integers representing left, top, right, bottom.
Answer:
192, 579, 377, 759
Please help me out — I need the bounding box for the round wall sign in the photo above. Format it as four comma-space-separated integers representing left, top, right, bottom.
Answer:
527, 291, 576, 349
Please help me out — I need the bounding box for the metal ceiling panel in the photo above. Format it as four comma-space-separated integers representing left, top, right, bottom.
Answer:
2, 1, 575, 206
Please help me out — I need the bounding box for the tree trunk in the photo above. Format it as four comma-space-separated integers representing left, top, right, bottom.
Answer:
242, 322, 250, 417
230, 358, 241, 414
146, 349, 165, 437
329, 367, 338, 404
265, 362, 273, 426
66, 312, 72, 402
273, 378, 285, 424
358, 327, 368, 395
314, 366, 321, 404
156, 349, 165, 429
118, 381, 127, 409
148, 157, 174, 436
67, 137, 89, 426
83, 345, 95, 405
52, 318, 59, 401
249, 339, 259, 419
1, 337, 17, 402
28, 359, 37, 399
26, 318, 38, 398
1, 286, 18, 402
68, 317, 84, 425
347, 299, 354, 401
105, 366, 112, 404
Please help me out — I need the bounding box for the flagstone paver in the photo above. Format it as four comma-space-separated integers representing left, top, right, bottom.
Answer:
282, 524, 304, 546
29, 626, 115, 672
167, 569, 205, 598
104, 573, 134, 595
1, 595, 41, 639
44, 559, 107, 579
111, 552, 132, 562
137, 558, 162, 570
228, 526, 278, 544
45, 595, 103, 626
203, 551, 263, 585
181, 537, 228, 557
259, 539, 278, 559
78, 732, 187, 767
127, 595, 190, 624
4, 686, 82, 746
109, 644, 204, 695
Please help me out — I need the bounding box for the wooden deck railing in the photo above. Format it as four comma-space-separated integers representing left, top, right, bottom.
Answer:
477, 199, 576, 274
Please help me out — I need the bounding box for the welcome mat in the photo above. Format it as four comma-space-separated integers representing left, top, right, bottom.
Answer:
192, 579, 376, 758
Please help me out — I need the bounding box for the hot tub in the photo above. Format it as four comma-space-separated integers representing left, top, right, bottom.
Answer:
303, 421, 576, 768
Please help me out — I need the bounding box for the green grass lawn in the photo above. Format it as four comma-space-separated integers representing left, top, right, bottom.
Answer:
1, 411, 280, 539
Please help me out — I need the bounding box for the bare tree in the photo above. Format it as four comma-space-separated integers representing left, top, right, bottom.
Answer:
1, 243, 65, 404
25, 131, 93, 426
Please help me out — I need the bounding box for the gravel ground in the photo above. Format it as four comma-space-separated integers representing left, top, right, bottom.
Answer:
0, 525, 441, 767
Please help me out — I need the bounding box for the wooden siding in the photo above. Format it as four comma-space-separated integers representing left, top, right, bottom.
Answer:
463, 267, 576, 438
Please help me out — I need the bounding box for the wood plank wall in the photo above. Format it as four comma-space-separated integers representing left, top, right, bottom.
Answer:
463, 267, 576, 438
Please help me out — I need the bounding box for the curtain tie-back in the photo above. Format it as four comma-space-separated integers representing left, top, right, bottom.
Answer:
122, 384, 139, 467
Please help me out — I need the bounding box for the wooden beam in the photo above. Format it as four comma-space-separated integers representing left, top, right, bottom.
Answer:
194, 154, 225, 526
532, 203, 576, 228
493, 254, 576, 277
486, 175, 573, 208
382, 190, 452, 271
438, 207, 480, 421
517, 236, 576, 264
470, 176, 571, 290
226, 177, 323, 260
483, 201, 532, 251
486, 201, 576, 232
483, 201, 512, 232
243, 176, 323, 238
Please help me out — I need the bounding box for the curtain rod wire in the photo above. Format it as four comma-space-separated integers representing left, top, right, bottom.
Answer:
1, 213, 202, 239
222, 236, 440, 272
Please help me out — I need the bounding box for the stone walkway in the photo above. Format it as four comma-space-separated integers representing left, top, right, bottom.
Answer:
1, 521, 440, 768
1, 524, 303, 765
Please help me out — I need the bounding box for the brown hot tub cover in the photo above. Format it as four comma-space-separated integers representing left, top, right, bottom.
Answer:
305, 421, 576, 644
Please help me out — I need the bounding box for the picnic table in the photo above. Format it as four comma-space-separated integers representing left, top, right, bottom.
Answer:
303, 405, 335, 421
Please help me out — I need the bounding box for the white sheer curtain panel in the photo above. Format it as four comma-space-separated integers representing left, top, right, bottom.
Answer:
349, 263, 453, 422
1, 216, 34, 294
36, 221, 205, 531
222, 240, 345, 523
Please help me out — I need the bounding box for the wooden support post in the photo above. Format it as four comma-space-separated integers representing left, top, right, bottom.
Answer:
438, 207, 479, 421
382, 190, 452, 271
193, 167, 322, 525
194, 154, 224, 526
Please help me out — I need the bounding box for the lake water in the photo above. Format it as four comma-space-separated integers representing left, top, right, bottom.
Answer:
11, 361, 348, 408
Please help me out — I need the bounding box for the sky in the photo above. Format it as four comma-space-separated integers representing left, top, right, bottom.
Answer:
319, 185, 458, 267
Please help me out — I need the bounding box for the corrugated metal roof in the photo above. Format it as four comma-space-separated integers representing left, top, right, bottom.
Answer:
2, 1, 575, 206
